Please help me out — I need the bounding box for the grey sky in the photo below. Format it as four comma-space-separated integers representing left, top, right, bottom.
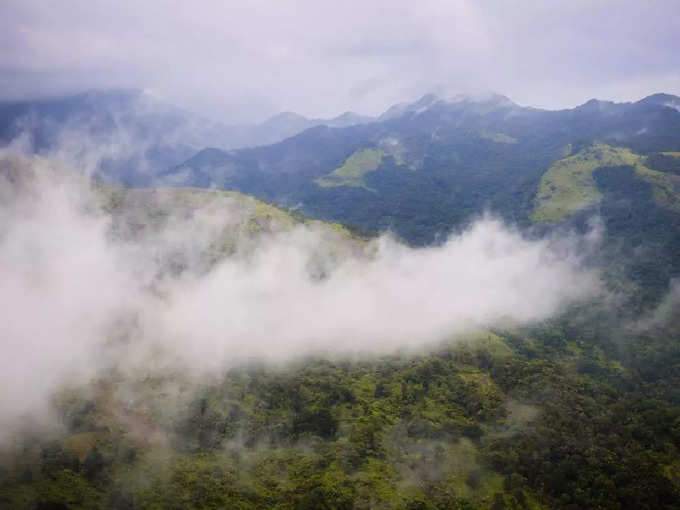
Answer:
1, 0, 679, 122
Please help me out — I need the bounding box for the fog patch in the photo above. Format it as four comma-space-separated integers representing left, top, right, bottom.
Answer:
0, 149, 602, 434
634, 278, 680, 332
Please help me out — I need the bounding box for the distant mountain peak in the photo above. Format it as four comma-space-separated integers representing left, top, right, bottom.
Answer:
264, 111, 309, 124
449, 92, 517, 108
411, 93, 441, 110
333, 111, 357, 120
379, 92, 518, 121
481, 93, 516, 108
637, 92, 680, 104
636, 93, 680, 112
576, 98, 618, 111
332, 111, 365, 122
378, 93, 443, 120
326, 111, 374, 128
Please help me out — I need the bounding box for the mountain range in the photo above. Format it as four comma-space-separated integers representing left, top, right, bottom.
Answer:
162, 91, 680, 238
0, 90, 373, 185
3, 89, 680, 297
157, 92, 680, 298
3, 90, 680, 508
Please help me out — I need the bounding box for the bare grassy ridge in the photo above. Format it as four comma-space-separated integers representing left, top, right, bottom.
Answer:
315, 148, 384, 191
532, 143, 680, 223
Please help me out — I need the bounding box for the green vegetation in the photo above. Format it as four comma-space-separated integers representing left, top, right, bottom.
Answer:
102, 185, 356, 244
478, 131, 518, 144
315, 148, 384, 191
636, 163, 680, 213
162, 92, 680, 245
532, 143, 636, 223
532, 143, 680, 223
4, 95, 680, 508
101, 186, 297, 231
3, 314, 680, 509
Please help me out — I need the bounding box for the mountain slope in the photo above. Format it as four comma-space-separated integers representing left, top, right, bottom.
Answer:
2, 137, 680, 510
0, 90, 373, 185
165, 93, 680, 245
533, 143, 680, 224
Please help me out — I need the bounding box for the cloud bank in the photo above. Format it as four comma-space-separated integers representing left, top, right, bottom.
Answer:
1, 0, 679, 121
0, 148, 602, 430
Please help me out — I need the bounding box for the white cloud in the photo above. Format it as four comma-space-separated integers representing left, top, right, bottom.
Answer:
0, 149, 602, 430
0, 0, 678, 121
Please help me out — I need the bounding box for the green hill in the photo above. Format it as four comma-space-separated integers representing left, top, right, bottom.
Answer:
3, 94, 680, 509
315, 148, 384, 190
532, 143, 680, 223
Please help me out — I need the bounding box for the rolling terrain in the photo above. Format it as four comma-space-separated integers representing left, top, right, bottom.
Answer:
164, 93, 680, 245
0, 90, 372, 185
158, 92, 680, 302
2, 93, 680, 509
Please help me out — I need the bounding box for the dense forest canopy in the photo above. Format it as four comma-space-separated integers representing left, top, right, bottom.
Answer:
1, 91, 680, 509
5, 1, 680, 507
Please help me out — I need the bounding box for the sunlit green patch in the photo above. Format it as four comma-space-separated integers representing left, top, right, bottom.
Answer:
532, 143, 680, 223
315, 148, 384, 191
531, 143, 637, 223
662, 460, 680, 488
458, 331, 515, 359
635, 162, 680, 213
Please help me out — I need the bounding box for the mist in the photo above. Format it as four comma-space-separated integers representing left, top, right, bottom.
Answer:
1, 1, 679, 122
0, 146, 602, 432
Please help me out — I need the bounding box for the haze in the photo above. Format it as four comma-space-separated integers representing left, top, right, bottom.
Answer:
0, 149, 603, 429
1, 0, 679, 122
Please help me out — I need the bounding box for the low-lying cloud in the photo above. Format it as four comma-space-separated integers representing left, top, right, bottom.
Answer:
0, 148, 602, 431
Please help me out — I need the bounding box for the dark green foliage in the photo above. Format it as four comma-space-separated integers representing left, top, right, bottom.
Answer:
4, 93, 680, 508
591, 165, 680, 300
164, 94, 680, 246
646, 153, 680, 175
3, 316, 680, 509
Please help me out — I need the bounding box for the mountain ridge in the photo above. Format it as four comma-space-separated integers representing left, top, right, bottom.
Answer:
0, 89, 374, 185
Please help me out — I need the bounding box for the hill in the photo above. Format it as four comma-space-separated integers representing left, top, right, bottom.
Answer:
2, 97, 680, 509
0, 90, 373, 185
159, 93, 680, 301
164, 93, 680, 245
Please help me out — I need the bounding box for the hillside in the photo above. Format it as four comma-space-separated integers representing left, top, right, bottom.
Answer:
2, 96, 680, 509
164, 93, 680, 245
3, 305, 680, 509
158, 93, 680, 302
533, 143, 680, 223
4, 0, 680, 507
0, 90, 373, 185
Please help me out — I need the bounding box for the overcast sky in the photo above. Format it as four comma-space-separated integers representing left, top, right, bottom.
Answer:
1, 0, 679, 122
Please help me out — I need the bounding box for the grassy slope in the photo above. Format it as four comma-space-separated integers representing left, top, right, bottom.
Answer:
94, 185, 362, 278
102, 186, 295, 230
315, 148, 384, 191
532, 143, 680, 223
100, 185, 354, 238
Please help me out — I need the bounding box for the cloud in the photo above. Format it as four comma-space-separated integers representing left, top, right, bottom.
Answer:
0, 0, 679, 121
0, 147, 602, 432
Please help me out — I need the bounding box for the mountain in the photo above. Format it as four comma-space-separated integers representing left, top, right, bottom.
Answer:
2, 109, 680, 508
252, 110, 374, 146
3, 157, 680, 508
159, 92, 680, 299
0, 90, 373, 185
165, 92, 680, 236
